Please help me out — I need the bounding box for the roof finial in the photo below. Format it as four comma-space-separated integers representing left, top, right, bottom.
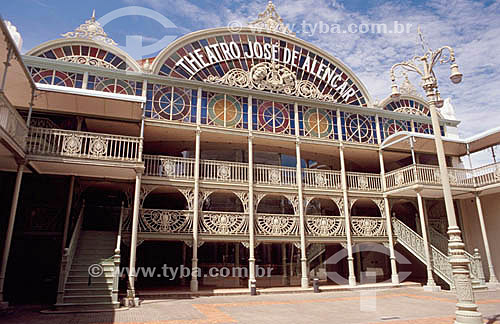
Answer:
248, 1, 295, 36
417, 26, 430, 52
61, 10, 117, 45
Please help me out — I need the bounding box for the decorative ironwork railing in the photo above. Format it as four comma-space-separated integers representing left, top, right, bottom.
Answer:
306, 216, 345, 237
200, 160, 248, 183
386, 164, 476, 190
350, 217, 387, 237
392, 217, 453, 286
137, 209, 193, 233
144, 155, 195, 179
27, 127, 141, 162
200, 211, 249, 235
0, 95, 28, 150
256, 213, 300, 236
254, 164, 297, 186
141, 157, 500, 193
303, 169, 341, 189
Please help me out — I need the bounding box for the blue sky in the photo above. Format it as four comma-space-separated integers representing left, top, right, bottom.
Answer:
2, 0, 500, 164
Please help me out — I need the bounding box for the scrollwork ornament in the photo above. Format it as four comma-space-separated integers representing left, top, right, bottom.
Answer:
62, 134, 82, 155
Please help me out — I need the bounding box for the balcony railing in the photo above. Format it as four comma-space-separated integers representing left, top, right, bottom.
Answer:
144, 155, 195, 179
0, 95, 28, 150
142, 155, 500, 193
347, 172, 382, 191
254, 164, 297, 187
201, 160, 248, 183
306, 215, 345, 237
386, 164, 477, 190
303, 169, 341, 189
351, 217, 387, 237
200, 211, 249, 235
256, 214, 300, 236
27, 127, 142, 162
473, 162, 500, 187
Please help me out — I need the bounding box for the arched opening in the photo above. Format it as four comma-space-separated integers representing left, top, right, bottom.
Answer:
306, 198, 340, 216
391, 200, 419, 233
350, 199, 381, 217
197, 191, 246, 289
142, 187, 188, 210
202, 191, 244, 212
81, 184, 126, 231
135, 187, 189, 292
256, 194, 294, 214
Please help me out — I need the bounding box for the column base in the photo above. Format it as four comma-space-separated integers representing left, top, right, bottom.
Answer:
282, 276, 289, 286
190, 279, 198, 292
348, 276, 356, 287
391, 274, 400, 285
423, 285, 441, 292
301, 277, 309, 288
122, 297, 140, 307
486, 282, 500, 290
454, 309, 483, 324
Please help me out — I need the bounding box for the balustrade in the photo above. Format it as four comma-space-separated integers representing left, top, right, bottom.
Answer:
350, 217, 387, 237
347, 172, 382, 191
254, 164, 297, 186
0, 95, 28, 150
28, 127, 141, 162
256, 213, 300, 236
303, 169, 341, 189
306, 215, 345, 237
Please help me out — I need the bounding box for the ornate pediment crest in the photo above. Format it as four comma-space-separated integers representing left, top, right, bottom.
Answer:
61, 10, 117, 46
248, 1, 295, 36
206, 61, 338, 103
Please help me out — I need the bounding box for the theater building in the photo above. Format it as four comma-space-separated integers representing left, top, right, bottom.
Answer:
0, 2, 499, 311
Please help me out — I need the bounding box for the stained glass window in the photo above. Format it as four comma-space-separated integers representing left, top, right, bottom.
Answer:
201, 92, 247, 129
87, 75, 142, 96
380, 118, 411, 141
341, 112, 376, 144
156, 33, 367, 107
298, 106, 337, 140
37, 44, 133, 70
29, 67, 83, 88
384, 98, 430, 116
252, 99, 295, 135
145, 85, 197, 123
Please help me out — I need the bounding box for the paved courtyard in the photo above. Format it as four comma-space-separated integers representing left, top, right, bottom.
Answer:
0, 287, 499, 324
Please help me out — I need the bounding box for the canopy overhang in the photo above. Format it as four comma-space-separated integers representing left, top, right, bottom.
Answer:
381, 127, 500, 156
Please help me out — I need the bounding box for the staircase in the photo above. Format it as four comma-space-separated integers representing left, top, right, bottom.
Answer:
307, 244, 326, 279
392, 218, 485, 289
55, 203, 122, 311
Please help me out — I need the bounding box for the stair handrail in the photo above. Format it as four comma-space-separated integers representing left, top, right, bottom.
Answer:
56, 199, 85, 304
112, 201, 124, 304
428, 226, 484, 286
392, 217, 453, 286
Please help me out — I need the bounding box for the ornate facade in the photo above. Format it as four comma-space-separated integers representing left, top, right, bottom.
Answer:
0, 1, 499, 311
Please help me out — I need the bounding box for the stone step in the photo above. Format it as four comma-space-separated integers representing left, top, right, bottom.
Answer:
64, 288, 113, 296
66, 276, 114, 284
63, 295, 114, 304
65, 282, 113, 289
73, 256, 114, 263
69, 269, 115, 277
55, 301, 120, 311
71, 264, 115, 271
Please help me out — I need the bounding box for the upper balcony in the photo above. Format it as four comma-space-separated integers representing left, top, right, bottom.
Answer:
26, 127, 143, 179
142, 154, 383, 194
0, 93, 28, 156
141, 154, 500, 197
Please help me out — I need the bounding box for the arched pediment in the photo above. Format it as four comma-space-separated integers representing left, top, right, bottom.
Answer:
26, 38, 142, 72
380, 95, 430, 117
150, 27, 372, 107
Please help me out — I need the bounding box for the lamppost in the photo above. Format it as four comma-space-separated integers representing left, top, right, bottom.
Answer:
389, 29, 483, 324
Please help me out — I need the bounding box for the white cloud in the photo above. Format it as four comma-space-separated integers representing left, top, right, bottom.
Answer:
121, 0, 500, 165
